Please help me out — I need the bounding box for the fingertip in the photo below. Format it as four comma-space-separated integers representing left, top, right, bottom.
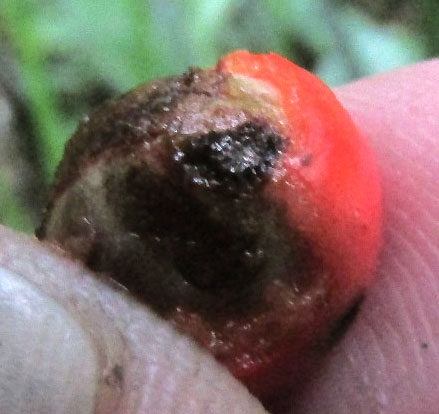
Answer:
292, 60, 439, 413
0, 266, 98, 414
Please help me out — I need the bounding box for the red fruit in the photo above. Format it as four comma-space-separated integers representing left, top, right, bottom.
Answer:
38, 51, 382, 400
216, 50, 382, 395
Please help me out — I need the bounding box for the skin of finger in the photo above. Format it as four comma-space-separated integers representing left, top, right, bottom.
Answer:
0, 267, 99, 414
0, 225, 268, 414
291, 59, 439, 414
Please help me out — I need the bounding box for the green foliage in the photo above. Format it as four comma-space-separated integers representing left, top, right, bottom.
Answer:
0, 179, 33, 232
0, 0, 430, 232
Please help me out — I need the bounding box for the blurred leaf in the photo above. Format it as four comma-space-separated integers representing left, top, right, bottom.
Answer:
267, 0, 339, 53
0, 179, 33, 232
217, 0, 291, 57
316, 6, 426, 85
420, 0, 439, 55
1, 0, 70, 180
181, 0, 234, 67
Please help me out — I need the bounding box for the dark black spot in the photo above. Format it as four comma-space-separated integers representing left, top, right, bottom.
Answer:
182, 67, 201, 87
173, 122, 285, 194
301, 153, 313, 166
104, 364, 124, 389
326, 295, 365, 348
421, 342, 429, 349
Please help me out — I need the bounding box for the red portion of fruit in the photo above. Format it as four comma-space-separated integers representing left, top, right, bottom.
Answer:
218, 51, 382, 395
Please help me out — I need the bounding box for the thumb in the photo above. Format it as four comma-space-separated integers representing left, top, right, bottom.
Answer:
0, 225, 267, 414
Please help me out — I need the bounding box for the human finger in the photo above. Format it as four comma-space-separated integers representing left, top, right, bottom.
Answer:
0, 225, 268, 414
292, 59, 439, 414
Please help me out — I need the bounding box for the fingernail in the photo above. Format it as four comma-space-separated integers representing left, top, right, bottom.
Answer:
0, 267, 98, 414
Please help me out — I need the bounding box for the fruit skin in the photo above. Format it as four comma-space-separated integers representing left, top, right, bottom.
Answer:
218, 51, 382, 396
38, 51, 382, 401
219, 51, 381, 299
221, 51, 381, 312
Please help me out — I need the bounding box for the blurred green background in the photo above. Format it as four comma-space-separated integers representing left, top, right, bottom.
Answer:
0, 0, 436, 232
